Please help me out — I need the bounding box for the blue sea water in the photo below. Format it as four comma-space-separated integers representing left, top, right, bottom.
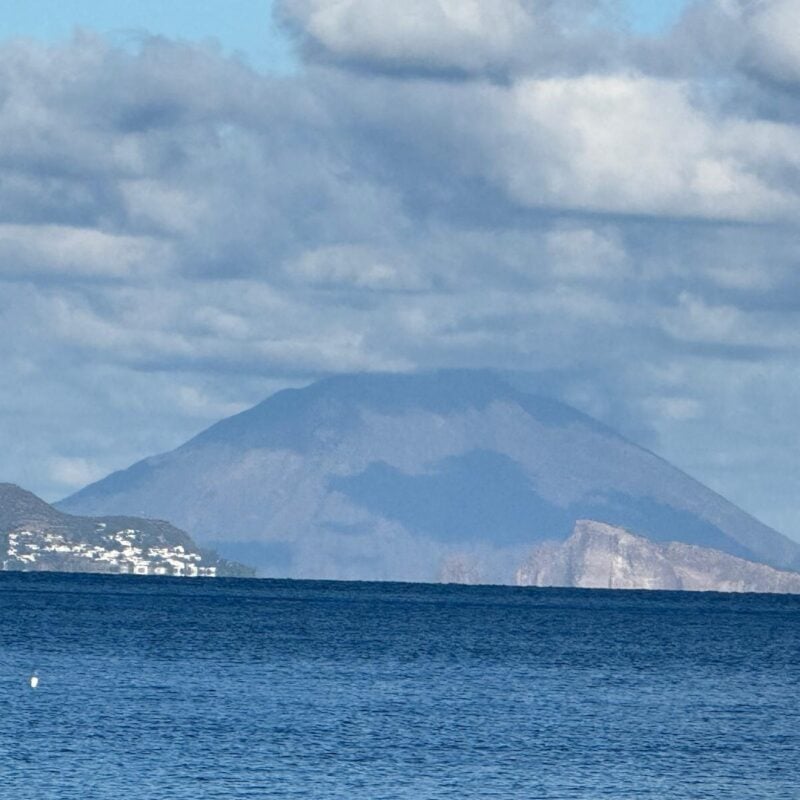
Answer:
1, 574, 799, 799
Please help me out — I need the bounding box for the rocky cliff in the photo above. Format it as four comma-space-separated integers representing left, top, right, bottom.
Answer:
516, 520, 800, 593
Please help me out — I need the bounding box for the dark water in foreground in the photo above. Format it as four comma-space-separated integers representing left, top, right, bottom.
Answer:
1, 574, 799, 799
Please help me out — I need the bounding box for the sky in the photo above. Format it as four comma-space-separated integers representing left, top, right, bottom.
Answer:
0, 1, 688, 64
3, 0, 800, 543
0, 1, 293, 71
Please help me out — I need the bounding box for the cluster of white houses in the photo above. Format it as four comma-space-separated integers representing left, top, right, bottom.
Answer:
3, 527, 217, 577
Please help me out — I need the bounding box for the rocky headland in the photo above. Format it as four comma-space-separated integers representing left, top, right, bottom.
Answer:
516, 520, 800, 593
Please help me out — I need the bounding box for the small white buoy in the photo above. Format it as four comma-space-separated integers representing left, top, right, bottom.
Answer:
30, 675, 39, 689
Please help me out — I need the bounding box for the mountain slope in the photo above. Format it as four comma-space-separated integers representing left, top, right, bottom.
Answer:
58, 370, 800, 582
1, 483, 253, 576
516, 520, 800, 593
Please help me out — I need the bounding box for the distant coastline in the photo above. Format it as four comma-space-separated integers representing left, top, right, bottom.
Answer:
0, 483, 254, 579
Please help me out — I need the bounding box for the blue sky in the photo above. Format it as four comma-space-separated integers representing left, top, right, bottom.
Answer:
0, 0, 293, 70
626, 0, 690, 32
0, 0, 689, 70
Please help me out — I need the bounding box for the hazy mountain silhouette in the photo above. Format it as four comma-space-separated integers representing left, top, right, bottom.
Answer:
59, 370, 800, 582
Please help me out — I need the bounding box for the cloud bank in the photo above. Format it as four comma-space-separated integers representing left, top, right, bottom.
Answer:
2, 2, 800, 539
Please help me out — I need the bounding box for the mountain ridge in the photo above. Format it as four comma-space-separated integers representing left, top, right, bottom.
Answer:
58, 369, 800, 582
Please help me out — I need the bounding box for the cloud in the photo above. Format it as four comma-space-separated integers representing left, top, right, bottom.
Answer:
545, 225, 629, 280
668, 0, 800, 91
279, 0, 536, 74
714, 0, 800, 86
660, 291, 800, 352
748, 0, 800, 84
286, 244, 431, 290
2, 6, 800, 540
48, 456, 106, 489
0, 224, 174, 280
494, 74, 800, 220
276, 0, 621, 76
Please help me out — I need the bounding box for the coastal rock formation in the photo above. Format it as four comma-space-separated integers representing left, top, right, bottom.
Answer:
0, 483, 253, 577
58, 370, 800, 582
516, 520, 800, 593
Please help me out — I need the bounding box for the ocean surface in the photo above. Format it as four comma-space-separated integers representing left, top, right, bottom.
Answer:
1, 574, 799, 799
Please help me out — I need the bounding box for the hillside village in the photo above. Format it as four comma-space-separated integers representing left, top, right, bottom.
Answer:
3, 526, 218, 576
0, 483, 253, 578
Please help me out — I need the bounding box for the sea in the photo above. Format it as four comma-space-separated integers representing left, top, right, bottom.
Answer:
1, 573, 799, 800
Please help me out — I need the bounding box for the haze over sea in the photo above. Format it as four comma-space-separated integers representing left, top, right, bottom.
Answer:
1, 573, 799, 799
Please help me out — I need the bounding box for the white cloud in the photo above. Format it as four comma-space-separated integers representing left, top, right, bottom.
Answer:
287, 244, 430, 290
661, 292, 744, 344
49, 457, 106, 489
659, 291, 800, 350
495, 75, 800, 220
681, 1, 800, 88
545, 225, 629, 280
174, 386, 250, 419
738, 0, 800, 85
277, 0, 625, 76
0, 224, 174, 279
279, 0, 537, 73
120, 180, 209, 236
